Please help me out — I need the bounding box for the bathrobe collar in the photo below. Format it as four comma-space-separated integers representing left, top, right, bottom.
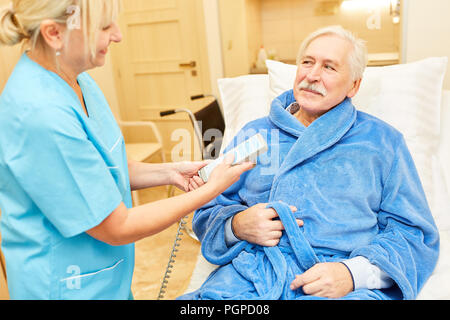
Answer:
269, 90, 357, 195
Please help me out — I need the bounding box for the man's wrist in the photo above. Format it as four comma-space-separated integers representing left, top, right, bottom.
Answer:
339, 262, 355, 291
342, 256, 394, 290
225, 216, 240, 246
230, 215, 240, 240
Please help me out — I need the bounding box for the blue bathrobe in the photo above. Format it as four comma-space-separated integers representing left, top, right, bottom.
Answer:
179, 90, 439, 300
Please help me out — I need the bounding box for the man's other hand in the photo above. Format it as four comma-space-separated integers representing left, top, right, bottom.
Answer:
290, 262, 354, 298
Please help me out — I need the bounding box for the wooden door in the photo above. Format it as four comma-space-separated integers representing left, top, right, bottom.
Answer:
0, 45, 21, 94
111, 0, 212, 161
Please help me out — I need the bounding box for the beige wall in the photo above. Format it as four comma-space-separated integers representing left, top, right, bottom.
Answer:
403, 0, 450, 90
202, 0, 224, 99
260, 0, 400, 63
122, 0, 450, 92
218, 0, 253, 77
0, 0, 21, 91
246, 0, 263, 68
218, 0, 401, 75
0, 46, 21, 92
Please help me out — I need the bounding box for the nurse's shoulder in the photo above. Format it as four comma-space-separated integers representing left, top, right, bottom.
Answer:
0, 55, 90, 157
0, 54, 82, 124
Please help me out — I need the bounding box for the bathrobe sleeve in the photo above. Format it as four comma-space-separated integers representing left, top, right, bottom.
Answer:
349, 136, 440, 299
192, 127, 258, 265
192, 191, 249, 265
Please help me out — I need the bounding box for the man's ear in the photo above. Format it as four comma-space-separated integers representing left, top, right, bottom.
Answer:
39, 19, 65, 51
347, 78, 362, 98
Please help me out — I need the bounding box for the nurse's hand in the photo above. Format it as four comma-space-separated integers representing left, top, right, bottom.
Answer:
207, 153, 255, 195
170, 161, 210, 192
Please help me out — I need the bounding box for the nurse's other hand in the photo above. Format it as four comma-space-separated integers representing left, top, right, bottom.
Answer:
188, 176, 205, 192
170, 161, 210, 192
207, 153, 254, 195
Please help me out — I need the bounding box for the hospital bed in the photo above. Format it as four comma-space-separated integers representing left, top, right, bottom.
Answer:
179, 57, 450, 300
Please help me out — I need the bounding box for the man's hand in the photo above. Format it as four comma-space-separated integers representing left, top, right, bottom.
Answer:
290, 262, 354, 298
232, 203, 302, 247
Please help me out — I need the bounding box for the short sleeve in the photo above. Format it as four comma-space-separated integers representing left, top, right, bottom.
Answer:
6, 104, 123, 238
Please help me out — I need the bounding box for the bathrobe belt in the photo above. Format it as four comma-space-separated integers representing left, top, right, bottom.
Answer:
239, 201, 322, 299
263, 201, 321, 270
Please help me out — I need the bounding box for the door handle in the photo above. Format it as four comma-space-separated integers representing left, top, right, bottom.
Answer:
179, 61, 196, 68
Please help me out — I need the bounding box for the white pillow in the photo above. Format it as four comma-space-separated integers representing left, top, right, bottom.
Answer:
266, 59, 297, 102
266, 58, 449, 230
218, 74, 271, 149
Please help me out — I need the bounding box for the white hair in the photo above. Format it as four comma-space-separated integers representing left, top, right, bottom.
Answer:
296, 25, 368, 81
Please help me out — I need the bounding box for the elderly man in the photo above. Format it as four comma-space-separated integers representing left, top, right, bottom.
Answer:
179, 26, 439, 300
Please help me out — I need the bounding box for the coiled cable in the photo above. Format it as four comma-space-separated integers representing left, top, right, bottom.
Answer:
157, 216, 188, 300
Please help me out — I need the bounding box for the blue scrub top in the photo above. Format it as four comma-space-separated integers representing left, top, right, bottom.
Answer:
0, 53, 135, 299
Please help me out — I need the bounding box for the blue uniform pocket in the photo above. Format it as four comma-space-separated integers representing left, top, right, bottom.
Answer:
58, 258, 127, 300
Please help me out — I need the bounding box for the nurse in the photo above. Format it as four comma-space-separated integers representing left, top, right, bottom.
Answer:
0, 0, 253, 299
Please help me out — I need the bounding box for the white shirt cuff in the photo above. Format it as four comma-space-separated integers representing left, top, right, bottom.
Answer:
224, 216, 240, 246
342, 256, 394, 290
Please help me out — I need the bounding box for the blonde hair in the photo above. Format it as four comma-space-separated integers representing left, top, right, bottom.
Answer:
296, 25, 368, 81
0, 0, 121, 58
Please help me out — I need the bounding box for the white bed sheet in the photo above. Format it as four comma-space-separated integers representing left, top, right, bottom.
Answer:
418, 89, 450, 299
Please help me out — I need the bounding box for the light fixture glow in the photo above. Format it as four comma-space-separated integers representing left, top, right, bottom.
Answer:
341, 0, 392, 11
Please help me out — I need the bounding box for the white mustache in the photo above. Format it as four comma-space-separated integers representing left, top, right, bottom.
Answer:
297, 80, 327, 96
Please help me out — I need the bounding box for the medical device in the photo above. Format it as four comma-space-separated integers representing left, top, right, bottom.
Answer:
197, 133, 268, 182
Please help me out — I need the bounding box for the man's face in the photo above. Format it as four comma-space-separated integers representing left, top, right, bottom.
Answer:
293, 35, 361, 118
